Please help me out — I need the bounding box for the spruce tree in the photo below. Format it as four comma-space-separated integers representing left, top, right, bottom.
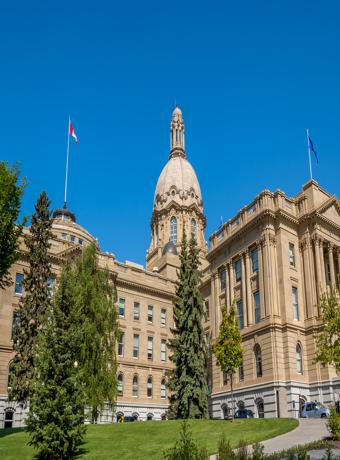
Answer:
27, 263, 86, 459
168, 233, 209, 419
74, 242, 119, 422
212, 303, 243, 418
11, 191, 52, 402
0, 162, 26, 289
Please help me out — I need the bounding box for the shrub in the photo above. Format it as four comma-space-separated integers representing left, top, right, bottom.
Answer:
251, 442, 265, 460
163, 420, 208, 460
327, 407, 340, 440
235, 440, 248, 460
218, 435, 235, 459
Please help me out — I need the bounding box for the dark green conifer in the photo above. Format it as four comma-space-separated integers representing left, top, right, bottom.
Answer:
11, 191, 52, 402
168, 233, 209, 419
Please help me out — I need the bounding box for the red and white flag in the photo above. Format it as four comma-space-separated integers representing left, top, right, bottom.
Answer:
69, 119, 78, 144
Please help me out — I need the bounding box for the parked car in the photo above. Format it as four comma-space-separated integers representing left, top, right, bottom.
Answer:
234, 409, 254, 419
301, 402, 330, 418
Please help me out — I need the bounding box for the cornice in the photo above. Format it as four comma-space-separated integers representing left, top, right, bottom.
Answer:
116, 277, 174, 301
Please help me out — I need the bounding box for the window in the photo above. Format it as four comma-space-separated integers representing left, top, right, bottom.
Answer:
161, 378, 166, 399
133, 302, 140, 320
118, 298, 125, 317
47, 276, 55, 296
296, 343, 303, 374
238, 362, 244, 382
204, 300, 210, 319
254, 345, 262, 377
191, 219, 196, 240
147, 413, 153, 420
219, 268, 226, 291
133, 334, 139, 358
70, 235, 76, 243
254, 291, 260, 324
147, 336, 153, 360
78, 239, 83, 246
223, 372, 229, 385
147, 305, 154, 323
61, 233, 67, 239
15, 273, 24, 295
11, 311, 20, 340
251, 248, 258, 273
132, 374, 138, 397
161, 308, 167, 326
147, 376, 153, 398
170, 216, 177, 244
236, 300, 244, 329
161, 340, 167, 362
234, 259, 241, 282
256, 398, 264, 418
7, 362, 16, 391
289, 243, 296, 268
118, 332, 124, 356
4, 409, 14, 429
117, 373, 123, 396
206, 332, 211, 357
292, 287, 299, 320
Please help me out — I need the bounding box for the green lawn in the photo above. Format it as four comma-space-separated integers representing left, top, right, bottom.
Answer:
0, 418, 298, 460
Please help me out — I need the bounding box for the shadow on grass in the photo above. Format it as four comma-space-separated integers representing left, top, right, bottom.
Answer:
0, 427, 26, 438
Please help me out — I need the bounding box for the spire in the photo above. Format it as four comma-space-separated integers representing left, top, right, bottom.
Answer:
169, 106, 185, 159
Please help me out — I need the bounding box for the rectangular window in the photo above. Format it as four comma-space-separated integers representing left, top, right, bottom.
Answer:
118, 332, 124, 357
234, 259, 241, 282
133, 334, 139, 358
147, 336, 153, 360
223, 372, 229, 385
219, 268, 226, 291
289, 243, 296, 268
70, 235, 76, 243
251, 248, 258, 273
161, 339, 167, 362
15, 273, 24, 295
292, 287, 299, 320
118, 298, 125, 317
204, 301, 210, 319
62, 233, 67, 239
236, 300, 244, 329
12, 311, 20, 339
238, 363, 244, 382
254, 291, 260, 324
133, 302, 140, 320
161, 308, 167, 326
78, 239, 83, 246
147, 305, 153, 323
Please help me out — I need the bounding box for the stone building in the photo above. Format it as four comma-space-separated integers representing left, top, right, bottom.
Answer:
0, 107, 339, 427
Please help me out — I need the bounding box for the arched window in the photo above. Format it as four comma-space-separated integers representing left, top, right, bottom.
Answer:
256, 398, 264, 418
117, 373, 124, 396
147, 413, 154, 421
221, 403, 229, 419
254, 345, 262, 377
147, 375, 153, 398
170, 217, 177, 244
131, 412, 139, 421
116, 412, 124, 423
191, 219, 196, 240
7, 361, 16, 391
132, 374, 139, 397
296, 343, 303, 375
161, 378, 166, 399
4, 408, 14, 428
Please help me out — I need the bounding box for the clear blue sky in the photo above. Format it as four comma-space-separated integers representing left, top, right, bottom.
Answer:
2, 1, 340, 265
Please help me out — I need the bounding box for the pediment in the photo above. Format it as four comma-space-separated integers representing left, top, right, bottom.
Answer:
316, 198, 340, 226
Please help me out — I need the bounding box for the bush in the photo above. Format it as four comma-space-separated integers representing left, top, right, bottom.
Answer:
327, 407, 340, 440
163, 420, 208, 460
251, 442, 265, 460
218, 435, 235, 459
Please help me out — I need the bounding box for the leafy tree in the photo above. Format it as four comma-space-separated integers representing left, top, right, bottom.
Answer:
74, 242, 119, 422
27, 263, 86, 459
315, 284, 340, 372
168, 233, 209, 419
212, 303, 243, 419
11, 191, 52, 402
0, 162, 26, 289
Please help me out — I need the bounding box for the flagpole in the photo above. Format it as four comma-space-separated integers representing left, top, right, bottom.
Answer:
306, 128, 313, 180
64, 116, 70, 208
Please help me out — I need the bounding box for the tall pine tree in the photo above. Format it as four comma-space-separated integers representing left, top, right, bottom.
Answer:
168, 233, 209, 419
11, 191, 52, 402
74, 242, 119, 422
27, 263, 86, 460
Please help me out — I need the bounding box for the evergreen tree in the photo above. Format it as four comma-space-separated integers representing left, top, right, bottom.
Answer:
168, 233, 209, 419
74, 242, 119, 422
212, 303, 243, 418
27, 263, 86, 460
315, 284, 340, 372
0, 162, 26, 289
11, 191, 52, 402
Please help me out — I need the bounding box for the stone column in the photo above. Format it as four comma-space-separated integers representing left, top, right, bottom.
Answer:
210, 272, 217, 339
214, 272, 220, 333
319, 240, 327, 290
328, 243, 335, 286
245, 249, 253, 325
225, 263, 230, 309
258, 240, 265, 320
229, 260, 234, 304
269, 235, 279, 316
261, 233, 271, 317
313, 237, 322, 297
241, 251, 248, 326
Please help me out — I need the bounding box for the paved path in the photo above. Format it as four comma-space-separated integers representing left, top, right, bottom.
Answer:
209, 419, 332, 459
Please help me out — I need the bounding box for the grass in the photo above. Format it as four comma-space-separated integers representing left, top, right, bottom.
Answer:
0, 418, 298, 460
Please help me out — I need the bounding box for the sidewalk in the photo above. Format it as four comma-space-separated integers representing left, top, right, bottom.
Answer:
209, 419, 332, 460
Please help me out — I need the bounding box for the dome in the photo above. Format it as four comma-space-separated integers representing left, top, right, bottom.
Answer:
154, 156, 202, 203
162, 240, 178, 256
